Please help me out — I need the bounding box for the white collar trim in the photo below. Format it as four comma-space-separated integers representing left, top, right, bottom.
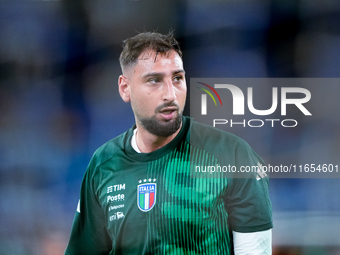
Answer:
131, 128, 141, 153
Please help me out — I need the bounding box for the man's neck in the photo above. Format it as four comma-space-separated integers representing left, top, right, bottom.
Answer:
135, 124, 182, 153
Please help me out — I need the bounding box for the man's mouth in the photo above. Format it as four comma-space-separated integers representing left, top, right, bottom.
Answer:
159, 107, 178, 120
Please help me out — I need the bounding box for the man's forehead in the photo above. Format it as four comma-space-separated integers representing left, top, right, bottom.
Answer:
137, 49, 180, 63
134, 50, 183, 72
123, 49, 183, 77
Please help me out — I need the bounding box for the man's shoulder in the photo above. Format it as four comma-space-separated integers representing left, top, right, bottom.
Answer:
188, 117, 249, 149
89, 128, 132, 170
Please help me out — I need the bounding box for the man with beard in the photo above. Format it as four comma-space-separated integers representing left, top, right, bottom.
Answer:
65, 32, 273, 255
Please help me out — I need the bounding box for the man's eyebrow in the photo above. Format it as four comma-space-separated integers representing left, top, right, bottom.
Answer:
142, 72, 164, 78
142, 69, 185, 78
173, 69, 185, 75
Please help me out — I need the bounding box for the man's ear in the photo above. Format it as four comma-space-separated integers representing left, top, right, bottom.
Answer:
118, 75, 130, 103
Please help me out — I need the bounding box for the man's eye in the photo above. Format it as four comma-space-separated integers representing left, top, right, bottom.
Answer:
173, 76, 183, 82
148, 78, 161, 84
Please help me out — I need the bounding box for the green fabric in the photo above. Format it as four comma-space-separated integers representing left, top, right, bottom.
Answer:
65, 117, 272, 255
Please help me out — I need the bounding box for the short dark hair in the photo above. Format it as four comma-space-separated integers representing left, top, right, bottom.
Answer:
119, 31, 182, 71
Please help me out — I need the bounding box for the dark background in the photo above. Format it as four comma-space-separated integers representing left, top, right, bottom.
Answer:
0, 0, 339, 254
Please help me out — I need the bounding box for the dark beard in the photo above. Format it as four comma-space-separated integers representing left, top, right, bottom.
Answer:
139, 107, 182, 137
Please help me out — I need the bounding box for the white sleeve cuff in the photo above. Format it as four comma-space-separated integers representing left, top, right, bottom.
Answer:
233, 229, 272, 255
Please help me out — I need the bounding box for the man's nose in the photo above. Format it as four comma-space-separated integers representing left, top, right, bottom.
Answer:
162, 80, 176, 101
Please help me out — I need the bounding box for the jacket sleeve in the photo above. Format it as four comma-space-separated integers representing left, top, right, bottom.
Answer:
224, 140, 273, 233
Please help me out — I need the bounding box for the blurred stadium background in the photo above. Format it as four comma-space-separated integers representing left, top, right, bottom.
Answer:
0, 0, 339, 254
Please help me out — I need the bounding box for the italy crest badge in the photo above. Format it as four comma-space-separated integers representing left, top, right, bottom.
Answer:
137, 182, 156, 212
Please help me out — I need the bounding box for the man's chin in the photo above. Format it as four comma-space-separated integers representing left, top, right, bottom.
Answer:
140, 114, 182, 137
